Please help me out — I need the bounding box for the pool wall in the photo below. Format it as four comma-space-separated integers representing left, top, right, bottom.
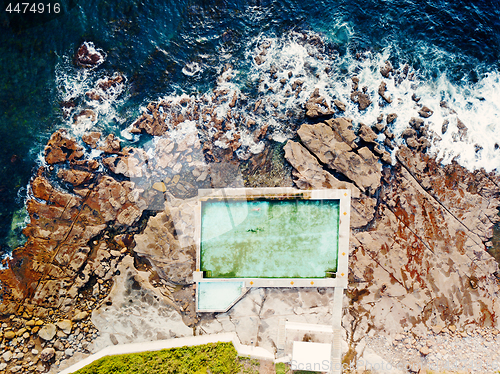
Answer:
194, 188, 351, 312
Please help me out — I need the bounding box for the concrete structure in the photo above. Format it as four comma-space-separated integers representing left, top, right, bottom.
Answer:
194, 187, 351, 313
292, 341, 332, 372
194, 187, 351, 374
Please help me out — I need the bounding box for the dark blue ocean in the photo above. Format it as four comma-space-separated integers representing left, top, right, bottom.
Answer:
0, 0, 499, 253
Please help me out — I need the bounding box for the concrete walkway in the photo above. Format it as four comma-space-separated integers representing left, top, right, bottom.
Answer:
58, 332, 275, 374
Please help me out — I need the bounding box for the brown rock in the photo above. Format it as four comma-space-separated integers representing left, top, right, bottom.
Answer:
381, 152, 392, 164
100, 134, 121, 154
409, 117, 424, 131
284, 141, 357, 194
254, 54, 265, 65
351, 77, 359, 91
418, 106, 433, 118
297, 123, 381, 195
4, 330, 15, 340
386, 113, 398, 124
71, 311, 89, 322
378, 82, 392, 103
298, 123, 352, 166
333, 99, 346, 112
40, 347, 55, 362
44, 130, 84, 164
305, 89, 335, 117
431, 325, 444, 335
406, 137, 419, 149
56, 319, 72, 334
0, 132, 146, 311
401, 128, 417, 138
57, 169, 92, 186
117, 205, 142, 227
74, 42, 104, 68
325, 118, 357, 148
74, 109, 97, 125
253, 124, 269, 142
283, 140, 375, 227
396, 146, 500, 242
114, 234, 134, 249
442, 120, 449, 134
86, 75, 124, 101
456, 118, 468, 140
419, 346, 430, 356
350, 91, 371, 110
358, 124, 378, 144
373, 122, 386, 133
419, 138, 431, 151
133, 199, 197, 284
380, 61, 393, 78
38, 324, 56, 341
82, 132, 101, 148
342, 139, 500, 367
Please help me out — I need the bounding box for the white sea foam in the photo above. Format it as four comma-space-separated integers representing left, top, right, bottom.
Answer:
182, 61, 202, 76
240, 32, 500, 172
55, 57, 129, 139
80, 41, 106, 68
57, 32, 500, 173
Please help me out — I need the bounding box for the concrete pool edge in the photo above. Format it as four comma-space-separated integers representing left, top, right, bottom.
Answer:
194, 187, 351, 313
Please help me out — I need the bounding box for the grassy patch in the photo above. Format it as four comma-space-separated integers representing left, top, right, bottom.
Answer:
238, 356, 261, 374
275, 362, 290, 374
73, 342, 241, 374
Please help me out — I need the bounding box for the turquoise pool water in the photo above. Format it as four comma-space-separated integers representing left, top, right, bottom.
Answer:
197, 281, 245, 311
200, 199, 340, 278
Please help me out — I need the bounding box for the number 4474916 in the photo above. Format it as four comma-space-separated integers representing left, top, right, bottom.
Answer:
5, 3, 61, 13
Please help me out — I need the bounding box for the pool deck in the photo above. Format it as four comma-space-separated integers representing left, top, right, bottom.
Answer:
193, 272, 348, 288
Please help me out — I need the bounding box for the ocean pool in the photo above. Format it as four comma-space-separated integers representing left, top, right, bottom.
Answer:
200, 199, 340, 278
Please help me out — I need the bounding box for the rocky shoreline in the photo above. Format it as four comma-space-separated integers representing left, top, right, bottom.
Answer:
0, 39, 499, 373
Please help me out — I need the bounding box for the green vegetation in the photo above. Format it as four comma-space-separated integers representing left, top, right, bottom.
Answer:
275, 362, 290, 374
238, 356, 261, 374
73, 342, 241, 374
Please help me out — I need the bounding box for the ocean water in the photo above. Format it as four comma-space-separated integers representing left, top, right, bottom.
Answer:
0, 0, 499, 253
